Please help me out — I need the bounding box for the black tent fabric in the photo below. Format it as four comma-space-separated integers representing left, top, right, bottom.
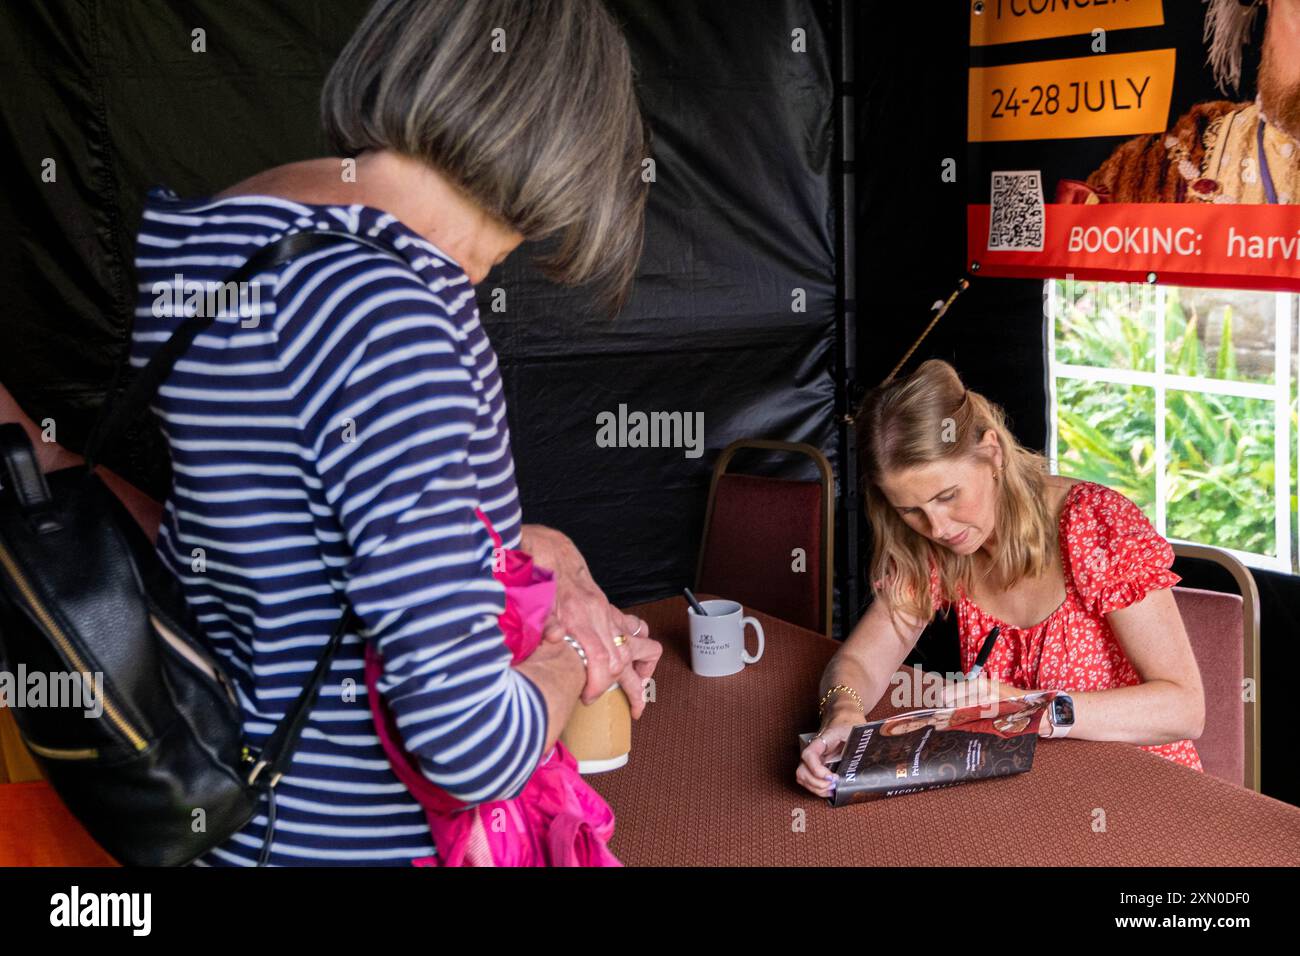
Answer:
0, 0, 842, 623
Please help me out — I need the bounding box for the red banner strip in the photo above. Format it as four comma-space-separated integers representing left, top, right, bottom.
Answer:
968, 203, 1300, 293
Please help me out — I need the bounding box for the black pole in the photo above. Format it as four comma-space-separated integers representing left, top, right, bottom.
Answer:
833, 0, 860, 639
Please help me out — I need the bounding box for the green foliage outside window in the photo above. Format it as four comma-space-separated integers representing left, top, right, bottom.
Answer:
1052, 281, 1299, 568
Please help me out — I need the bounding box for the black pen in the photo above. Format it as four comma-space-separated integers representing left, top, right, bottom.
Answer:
964, 625, 1001, 680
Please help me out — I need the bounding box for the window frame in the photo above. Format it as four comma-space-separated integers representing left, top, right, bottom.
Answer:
1046, 279, 1296, 575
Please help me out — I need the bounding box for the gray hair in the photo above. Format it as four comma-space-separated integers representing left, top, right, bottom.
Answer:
1204, 0, 1265, 94
322, 0, 650, 316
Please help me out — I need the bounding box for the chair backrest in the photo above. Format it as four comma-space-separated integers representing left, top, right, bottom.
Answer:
1171, 542, 1261, 792
696, 440, 834, 638
1172, 587, 1245, 787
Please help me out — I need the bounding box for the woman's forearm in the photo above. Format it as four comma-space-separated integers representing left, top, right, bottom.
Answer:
830, 656, 1203, 745
1054, 680, 1203, 744
520, 523, 583, 576
819, 651, 888, 726
516, 638, 587, 754
517, 522, 635, 702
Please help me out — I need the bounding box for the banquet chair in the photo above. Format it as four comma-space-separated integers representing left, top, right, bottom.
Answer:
1170, 542, 1261, 793
695, 439, 834, 639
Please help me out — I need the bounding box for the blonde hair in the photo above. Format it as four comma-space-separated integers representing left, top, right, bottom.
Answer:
857, 359, 1056, 631
321, 0, 651, 316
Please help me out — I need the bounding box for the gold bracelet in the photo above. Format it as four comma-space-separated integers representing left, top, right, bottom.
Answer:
819, 684, 864, 718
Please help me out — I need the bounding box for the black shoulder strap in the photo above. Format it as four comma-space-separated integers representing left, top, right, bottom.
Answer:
249, 604, 363, 789
83, 228, 401, 470
84, 225, 397, 788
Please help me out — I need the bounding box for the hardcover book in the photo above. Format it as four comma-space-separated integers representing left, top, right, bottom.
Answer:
799, 692, 1062, 806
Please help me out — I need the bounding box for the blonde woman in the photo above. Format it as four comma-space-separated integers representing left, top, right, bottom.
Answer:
797, 360, 1205, 798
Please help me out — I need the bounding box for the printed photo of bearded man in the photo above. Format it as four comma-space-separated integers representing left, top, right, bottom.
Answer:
1061, 0, 1300, 205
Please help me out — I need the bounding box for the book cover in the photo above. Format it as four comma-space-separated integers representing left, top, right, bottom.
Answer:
799, 692, 1061, 806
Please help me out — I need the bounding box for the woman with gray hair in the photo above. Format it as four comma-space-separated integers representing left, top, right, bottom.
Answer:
129, 0, 659, 865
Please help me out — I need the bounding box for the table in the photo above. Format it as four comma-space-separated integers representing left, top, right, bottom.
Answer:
588, 596, 1300, 866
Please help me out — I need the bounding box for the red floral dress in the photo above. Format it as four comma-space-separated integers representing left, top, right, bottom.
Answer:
927, 480, 1203, 772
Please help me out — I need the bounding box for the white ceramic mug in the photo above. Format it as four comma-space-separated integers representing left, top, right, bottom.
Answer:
688, 599, 765, 677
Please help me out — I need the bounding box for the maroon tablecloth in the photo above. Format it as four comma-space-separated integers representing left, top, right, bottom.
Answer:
588, 596, 1300, 866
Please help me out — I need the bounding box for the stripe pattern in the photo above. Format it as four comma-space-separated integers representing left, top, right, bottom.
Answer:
130, 187, 539, 865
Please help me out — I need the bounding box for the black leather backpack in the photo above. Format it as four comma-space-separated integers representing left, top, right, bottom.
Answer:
0, 229, 399, 865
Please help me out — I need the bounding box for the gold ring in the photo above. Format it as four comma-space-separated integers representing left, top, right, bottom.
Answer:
612, 634, 627, 647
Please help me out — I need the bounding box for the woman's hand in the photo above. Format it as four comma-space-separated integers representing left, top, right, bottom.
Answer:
544, 607, 660, 718
795, 703, 862, 799
521, 523, 644, 704
618, 625, 662, 719
939, 673, 1024, 711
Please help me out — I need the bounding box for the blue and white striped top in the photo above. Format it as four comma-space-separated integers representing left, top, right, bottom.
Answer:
130, 186, 545, 865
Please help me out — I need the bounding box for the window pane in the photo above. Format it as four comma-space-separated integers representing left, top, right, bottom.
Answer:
1165, 391, 1276, 557
1055, 377, 1155, 511
1053, 278, 1155, 372
1164, 287, 1277, 386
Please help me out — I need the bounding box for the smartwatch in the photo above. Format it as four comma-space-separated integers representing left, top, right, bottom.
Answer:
1044, 693, 1075, 738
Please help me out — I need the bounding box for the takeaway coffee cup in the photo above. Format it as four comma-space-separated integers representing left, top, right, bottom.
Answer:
688, 599, 765, 677
560, 683, 632, 774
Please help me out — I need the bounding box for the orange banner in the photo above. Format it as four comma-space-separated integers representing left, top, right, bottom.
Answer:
968, 49, 1176, 142
971, 0, 1165, 47
967, 203, 1300, 292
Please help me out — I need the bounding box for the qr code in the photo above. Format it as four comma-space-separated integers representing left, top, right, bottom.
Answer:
988, 170, 1045, 252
